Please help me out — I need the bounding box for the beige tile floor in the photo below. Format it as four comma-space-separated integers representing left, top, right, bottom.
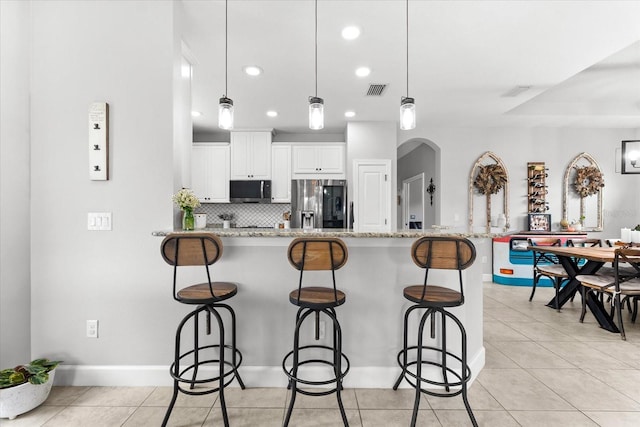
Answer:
2, 282, 640, 426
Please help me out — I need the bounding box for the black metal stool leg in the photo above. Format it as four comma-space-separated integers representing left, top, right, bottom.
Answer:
439, 309, 450, 393
208, 306, 230, 427
445, 311, 478, 427
284, 308, 312, 427
393, 305, 419, 390
324, 308, 349, 427
216, 303, 246, 389
162, 308, 196, 427
410, 308, 431, 427
190, 310, 200, 390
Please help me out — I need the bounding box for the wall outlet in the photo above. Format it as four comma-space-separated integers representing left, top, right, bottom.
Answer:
318, 320, 326, 340
482, 256, 487, 264
86, 319, 98, 338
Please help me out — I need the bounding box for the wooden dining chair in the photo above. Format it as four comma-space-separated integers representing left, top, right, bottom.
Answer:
567, 238, 602, 248
576, 247, 640, 340
528, 238, 568, 310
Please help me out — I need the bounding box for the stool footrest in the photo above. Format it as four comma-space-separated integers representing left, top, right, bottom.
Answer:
396, 345, 470, 396
282, 344, 350, 387
169, 344, 243, 396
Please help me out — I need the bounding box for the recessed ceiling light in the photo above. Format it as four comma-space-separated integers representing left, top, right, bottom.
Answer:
243, 65, 263, 76
345, 111, 356, 118
355, 67, 371, 77
341, 26, 360, 40
191, 111, 202, 117
266, 111, 278, 117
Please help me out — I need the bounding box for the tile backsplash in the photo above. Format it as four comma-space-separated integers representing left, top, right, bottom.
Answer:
196, 203, 291, 228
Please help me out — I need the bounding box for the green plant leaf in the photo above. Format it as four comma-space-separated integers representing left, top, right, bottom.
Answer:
24, 365, 46, 375
9, 371, 26, 385
29, 358, 62, 371
28, 372, 49, 385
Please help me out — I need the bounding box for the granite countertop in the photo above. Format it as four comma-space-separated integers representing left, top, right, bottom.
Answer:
151, 227, 506, 239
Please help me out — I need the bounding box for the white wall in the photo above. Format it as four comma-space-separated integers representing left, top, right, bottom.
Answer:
28, 1, 179, 365
400, 127, 640, 236
0, 0, 32, 368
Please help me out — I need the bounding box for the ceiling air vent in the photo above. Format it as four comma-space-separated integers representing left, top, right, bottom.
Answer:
366, 84, 387, 96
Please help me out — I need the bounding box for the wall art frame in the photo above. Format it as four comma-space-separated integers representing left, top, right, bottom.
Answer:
528, 213, 551, 232
621, 140, 640, 174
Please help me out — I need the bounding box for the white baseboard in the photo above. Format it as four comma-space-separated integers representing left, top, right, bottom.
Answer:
482, 273, 493, 282
54, 348, 485, 389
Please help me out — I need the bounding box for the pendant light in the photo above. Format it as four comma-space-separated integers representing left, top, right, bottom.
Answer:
400, 0, 416, 130
218, 0, 234, 130
309, 0, 324, 130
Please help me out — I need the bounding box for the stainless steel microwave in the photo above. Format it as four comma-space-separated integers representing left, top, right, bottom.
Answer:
229, 180, 271, 203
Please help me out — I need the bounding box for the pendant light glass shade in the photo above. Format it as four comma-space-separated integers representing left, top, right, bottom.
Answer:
218, 97, 234, 130
400, 0, 416, 131
309, 96, 324, 130
308, 0, 324, 131
400, 97, 415, 130
218, 0, 234, 130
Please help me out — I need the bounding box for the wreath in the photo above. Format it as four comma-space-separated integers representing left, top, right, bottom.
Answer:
474, 164, 507, 195
573, 166, 604, 197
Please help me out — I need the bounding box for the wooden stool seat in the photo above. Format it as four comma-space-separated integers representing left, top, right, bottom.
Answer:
177, 282, 238, 304
403, 285, 462, 307
289, 286, 346, 308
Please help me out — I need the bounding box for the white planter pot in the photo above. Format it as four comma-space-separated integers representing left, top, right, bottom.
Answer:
0, 369, 55, 419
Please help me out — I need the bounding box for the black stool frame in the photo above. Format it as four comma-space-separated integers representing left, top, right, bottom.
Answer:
160, 234, 245, 427
282, 238, 350, 427
393, 236, 478, 427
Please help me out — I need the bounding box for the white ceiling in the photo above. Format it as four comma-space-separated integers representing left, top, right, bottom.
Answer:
181, 0, 640, 137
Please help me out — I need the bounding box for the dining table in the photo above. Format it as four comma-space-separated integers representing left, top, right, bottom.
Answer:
528, 245, 621, 332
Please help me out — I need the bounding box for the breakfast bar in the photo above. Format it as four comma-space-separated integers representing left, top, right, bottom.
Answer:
152, 228, 489, 388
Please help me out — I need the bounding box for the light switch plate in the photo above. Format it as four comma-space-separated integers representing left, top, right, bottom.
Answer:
88, 212, 112, 231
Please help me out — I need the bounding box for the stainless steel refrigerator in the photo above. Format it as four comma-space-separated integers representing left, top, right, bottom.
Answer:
290, 180, 348, 229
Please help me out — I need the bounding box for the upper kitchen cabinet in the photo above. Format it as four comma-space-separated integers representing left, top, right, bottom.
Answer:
191, 143, 230, 203
230, 131, 272, 180
292, 144, 345, 179
271, 144, 292, 203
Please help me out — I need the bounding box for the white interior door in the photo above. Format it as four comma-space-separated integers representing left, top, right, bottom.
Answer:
353, 160, 391, 232
402, 174, 424, 230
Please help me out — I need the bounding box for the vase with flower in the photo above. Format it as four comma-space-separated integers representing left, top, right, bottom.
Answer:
172, 188, 200, 231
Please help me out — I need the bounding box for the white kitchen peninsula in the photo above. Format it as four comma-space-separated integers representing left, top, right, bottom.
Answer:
151, 229, 491, 388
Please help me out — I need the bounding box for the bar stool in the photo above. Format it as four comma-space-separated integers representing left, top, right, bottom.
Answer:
160, 233, 245, 427
282, 237, 350, 427
393, 236, 477, 427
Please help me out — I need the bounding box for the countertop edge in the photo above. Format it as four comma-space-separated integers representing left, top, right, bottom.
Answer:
151, 229, 507, 239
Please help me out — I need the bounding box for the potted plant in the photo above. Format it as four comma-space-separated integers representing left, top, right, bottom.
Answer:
172, 188, 200, 231
0, 358, 61, 419
218, 213, 234, 229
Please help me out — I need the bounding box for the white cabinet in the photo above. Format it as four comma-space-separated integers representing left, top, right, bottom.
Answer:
230, 131, 272, 179
191, 143, 230, 203
271, 144, 291, 203
292, 144, 345, 178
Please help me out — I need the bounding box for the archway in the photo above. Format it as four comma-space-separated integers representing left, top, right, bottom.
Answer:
397, 138, 441, 230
